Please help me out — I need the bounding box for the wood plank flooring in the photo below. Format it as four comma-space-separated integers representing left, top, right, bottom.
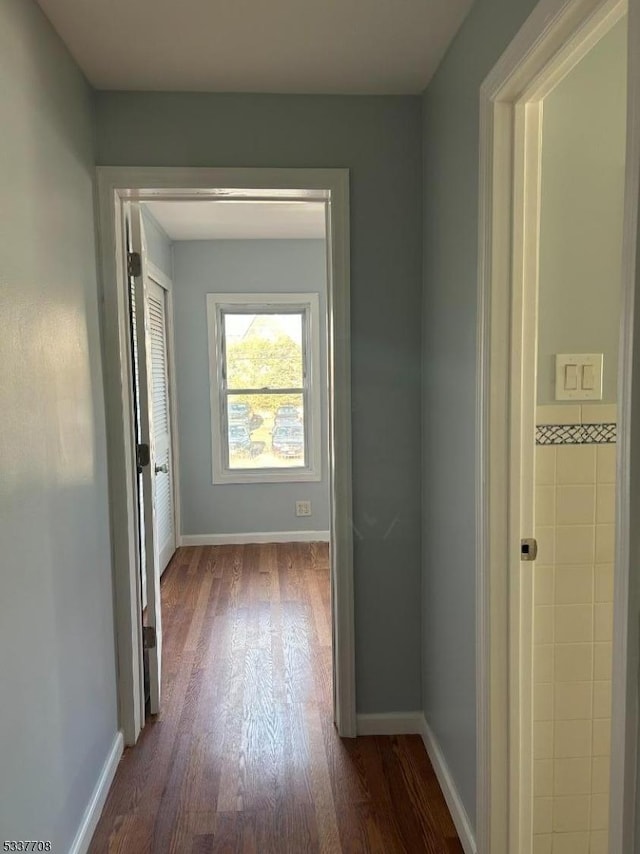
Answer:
90, 543, 463, 853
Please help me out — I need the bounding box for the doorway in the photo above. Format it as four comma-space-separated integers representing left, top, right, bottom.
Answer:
530, 16, 626, 853
476, 0, 640, 852
133, 195, 334, 717
97, 168, 356, 746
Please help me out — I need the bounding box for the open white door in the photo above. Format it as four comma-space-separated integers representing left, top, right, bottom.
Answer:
130, 204, 163, 715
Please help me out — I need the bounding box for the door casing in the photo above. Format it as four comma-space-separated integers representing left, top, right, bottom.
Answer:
476, 0, 638, 852
96, 167, 355, 746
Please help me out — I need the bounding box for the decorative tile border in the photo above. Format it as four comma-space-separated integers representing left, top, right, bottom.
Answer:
536, 423, 617, 445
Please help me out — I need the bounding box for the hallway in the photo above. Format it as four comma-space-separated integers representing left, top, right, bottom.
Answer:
89, 543, 462, 852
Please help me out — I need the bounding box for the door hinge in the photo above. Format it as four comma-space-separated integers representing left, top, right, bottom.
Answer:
137, 442, 150, 472
128, 251, 142, 278
142, 625, 157, 649
521, 538, 538, 562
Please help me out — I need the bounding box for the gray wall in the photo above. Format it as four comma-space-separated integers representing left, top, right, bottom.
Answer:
95, 92, 423, 713
173, 239, 331, 535
537, 19, 627, 404
421, 0, 540, 827
142, 207, 174, 279
0, 0, 117, 848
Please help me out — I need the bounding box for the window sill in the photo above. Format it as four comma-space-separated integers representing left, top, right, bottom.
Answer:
212, 468, 322, 485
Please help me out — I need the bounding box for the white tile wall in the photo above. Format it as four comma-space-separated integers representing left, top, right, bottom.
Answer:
533, 405, 615, 854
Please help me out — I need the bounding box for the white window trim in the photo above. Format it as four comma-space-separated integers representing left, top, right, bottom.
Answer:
206, 292, 323, 484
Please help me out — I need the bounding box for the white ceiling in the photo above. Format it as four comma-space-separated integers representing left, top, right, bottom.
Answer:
144, 200, 326, 240
37, 0, 473, 94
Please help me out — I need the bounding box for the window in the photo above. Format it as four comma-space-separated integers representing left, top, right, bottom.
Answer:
207, 293, 322, 483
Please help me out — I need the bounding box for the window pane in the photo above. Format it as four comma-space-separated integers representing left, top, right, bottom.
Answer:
224, 312, 304, 390
227, 393, 305, 469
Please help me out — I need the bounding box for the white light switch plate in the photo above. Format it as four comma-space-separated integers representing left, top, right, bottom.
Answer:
555, 353, 603, 400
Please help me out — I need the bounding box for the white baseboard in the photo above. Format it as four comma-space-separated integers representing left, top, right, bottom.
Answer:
356, 711, 424, 735
179, 530, 330, 546
420, 717, 476, 854
69, 730, 124, 854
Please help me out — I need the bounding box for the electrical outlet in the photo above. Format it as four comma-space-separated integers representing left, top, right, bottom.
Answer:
295, 500, 312, 517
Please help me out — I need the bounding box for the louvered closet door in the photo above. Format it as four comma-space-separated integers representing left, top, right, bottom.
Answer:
147, 277, 175, 573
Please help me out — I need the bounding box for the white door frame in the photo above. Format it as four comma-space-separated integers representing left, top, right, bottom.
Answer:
96, 166, 356, 745
476, 1, 638, 852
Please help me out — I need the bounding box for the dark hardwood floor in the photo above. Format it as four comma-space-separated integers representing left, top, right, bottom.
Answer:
90, 543, 463, 853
